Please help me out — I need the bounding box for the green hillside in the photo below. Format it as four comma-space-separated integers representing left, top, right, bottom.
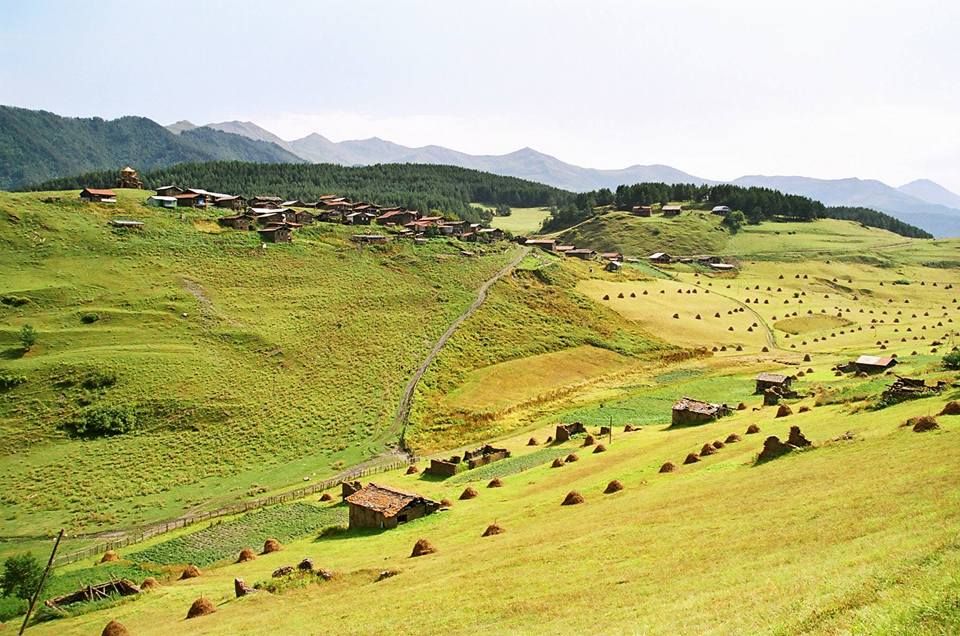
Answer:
0, 106, 301, 189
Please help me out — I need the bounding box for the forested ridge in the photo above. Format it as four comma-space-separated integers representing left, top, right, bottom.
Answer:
542, 182, 932, 238
26, 161, 569, 223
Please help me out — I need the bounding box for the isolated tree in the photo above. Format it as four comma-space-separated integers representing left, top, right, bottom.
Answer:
18, 324, 36, 351
944, 350, 960, 370
1, 553, 43, 601
746, 206, 765, 225
721, 210, 747, 233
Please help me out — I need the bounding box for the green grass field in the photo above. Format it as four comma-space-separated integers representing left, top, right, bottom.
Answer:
3, 194, 960, 634
489, 206, 552, 235
0, 189, 518, 542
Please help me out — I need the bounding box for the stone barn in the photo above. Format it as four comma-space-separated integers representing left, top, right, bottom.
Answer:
345, 483, 440, 530
671, 397, 732, 427
755, 372, 793, 395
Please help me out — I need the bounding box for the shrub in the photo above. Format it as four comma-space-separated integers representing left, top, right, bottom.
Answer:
1, 553, 43, 601
80, 312, 100, 324
0, 374, 26, 391
81, 371, 117, 391
61, 405, 139, 438
18, 324, 37, 350
0, 295, 30, 307
943, 350, 960, 371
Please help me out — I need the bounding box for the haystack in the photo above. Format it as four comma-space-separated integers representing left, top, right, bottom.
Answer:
582, 434, 596, 447
683, 453, 700, 465
319, 493, 333, 502
527, 437, 539, 446
659, 462, 678, 473
263, 538, 282, 554
787, 425, 812, 447
179, 564, 201, 580
487, 478, 503, 488
405, 465, 419, 475
712, 440, 724, 449
746, 424, 761, 434
593, 444, 607, 454
724, 433, 741, 444
551, 458, 565, 468
459, 486, 479, 500
186, 597, 216, 619
482, 523, 505, 537
101, 620, 129, 636
440, 498, 453, 508
565, 453, 579, 463
798, 405, 810, 413
940, 401, 960, 416
410, 538, 437, 557
140, 577, 160, 591
623, 424, 635, 432
757, 436, 793, 462
234, 577, 255, 597
911, 416, 940, 432
561, 491, 585, 506
100, 550, 119, 563
775, 404, 793, 418
604, 480, 624, 494
700, 443, 717, 456
237, 548, 257, 563
737, 402, 747, 411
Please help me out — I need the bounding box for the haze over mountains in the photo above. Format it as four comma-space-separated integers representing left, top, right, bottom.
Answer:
186, 119, 960, 237
1, 105, 958, 236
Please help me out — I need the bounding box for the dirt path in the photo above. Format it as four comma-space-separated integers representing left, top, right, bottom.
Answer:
393, 246, 531, 445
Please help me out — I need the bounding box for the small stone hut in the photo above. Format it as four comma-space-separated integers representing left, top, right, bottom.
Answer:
345, 483, 440, 530
671, 397, 732, 427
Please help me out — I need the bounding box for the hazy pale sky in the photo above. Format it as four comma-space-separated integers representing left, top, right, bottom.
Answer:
1, 0, 958, 190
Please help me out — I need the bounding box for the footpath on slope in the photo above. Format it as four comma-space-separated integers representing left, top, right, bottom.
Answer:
44, 245, 531, 566
394, 245, 531, 446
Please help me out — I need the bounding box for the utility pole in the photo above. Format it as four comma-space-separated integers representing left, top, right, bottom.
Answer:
19, 529, 64, 635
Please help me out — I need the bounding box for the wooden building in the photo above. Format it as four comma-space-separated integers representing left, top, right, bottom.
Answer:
214, 195, 246, 210
257, 224, 294, 243
218, 214, 256, 231
631, 205, 653, 217
376, 209, 418, 226
661, 205, 683, 217
80, 188, 117, 203
853, 355, 898, 374
566, 248, 597, 260
174, 193, 204, 208
155, 185, 185, 197
117, 166, 143, 189
249, 195, 283, 208
345, 483, 440, 530
648, 252, 672, 264
755, 372, 793, 394
146, 195, 177, 209
525, 238, 557, 252
671, 397, 731, 427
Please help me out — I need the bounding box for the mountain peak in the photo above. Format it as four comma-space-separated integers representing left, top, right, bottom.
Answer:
898, 178, 960, 209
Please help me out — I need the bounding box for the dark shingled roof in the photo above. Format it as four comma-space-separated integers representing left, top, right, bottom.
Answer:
673, 397, 723, 416
756, 372, 790, 384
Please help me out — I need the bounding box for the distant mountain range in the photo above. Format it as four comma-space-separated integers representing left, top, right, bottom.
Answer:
0, 107, 301, 190
186, 119, 960, 237
1, 105, 957, 237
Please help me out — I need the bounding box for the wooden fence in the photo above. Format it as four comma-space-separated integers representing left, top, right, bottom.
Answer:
52, 456, 415, 567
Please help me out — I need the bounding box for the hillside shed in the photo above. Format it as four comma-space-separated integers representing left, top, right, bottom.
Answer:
146, 195, 177, 209
755, 372, 793, 394
605, 260, 622, 272
214, 195, 246, 210
566, 248, 597, 260
257, 225, 293, 243
250, 195, 283, 207
631, 205, 653, 217
218, 214, 256, 231
854, 355, 898, 374
525, 238, 557, 252
671, 397, 731, 426
345, 483, 440, 530
711, 205, 732, 215
648, 252, 672, 264
661, 205, 683, 217
80, 188, 117, 203
155, 185, 185, 197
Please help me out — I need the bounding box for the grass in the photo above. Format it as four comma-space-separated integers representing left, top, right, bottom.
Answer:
551, 210, 729, 256
127, 502, 345, 567
445, 446, 571, 484
0, 189, 518, 542
488, 206, 552, 235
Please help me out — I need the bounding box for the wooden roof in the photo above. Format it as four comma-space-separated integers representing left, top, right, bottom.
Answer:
673, 397, 722, 415
345, 483, 433, 517
82, 188, 116, 197
855, 355, 896, 367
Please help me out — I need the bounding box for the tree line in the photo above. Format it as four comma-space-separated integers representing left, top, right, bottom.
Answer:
541, 182, 931, 238
24, 162, 567, 225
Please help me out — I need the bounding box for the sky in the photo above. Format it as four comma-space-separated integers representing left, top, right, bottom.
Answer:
1, 0, 958, 191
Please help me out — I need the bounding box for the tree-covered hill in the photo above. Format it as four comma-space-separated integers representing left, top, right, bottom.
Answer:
0, 105, 302, 190
25, 161, 569, 223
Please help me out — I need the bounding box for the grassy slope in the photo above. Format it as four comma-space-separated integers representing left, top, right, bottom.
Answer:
32, 390, 960, 635
0, 189, 518, 538
489, 206, 552, 235
552, 210, 729, 256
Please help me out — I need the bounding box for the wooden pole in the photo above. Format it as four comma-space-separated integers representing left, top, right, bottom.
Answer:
19, 528, 64, 635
